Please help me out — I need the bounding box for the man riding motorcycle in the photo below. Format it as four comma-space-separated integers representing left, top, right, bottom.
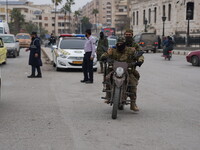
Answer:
124, 29, 142, 80
101, 37, 144, 111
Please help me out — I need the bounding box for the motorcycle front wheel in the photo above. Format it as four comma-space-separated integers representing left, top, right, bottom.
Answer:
112, 87, 120, 119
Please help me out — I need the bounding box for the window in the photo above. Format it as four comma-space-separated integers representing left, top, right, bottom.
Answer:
58, 16, 64, 20
45, 23, 48, 27
136, 11, 139, 25
119, 9, 123, 12
133, 12, 135, 25
44, 17, 48, 20
163, 5, 166, 17
143, 10, 146, 24
154, 7, 157, 23
0, 8, 5, 13
149, 9, 151, 23
168, 4, 171, 21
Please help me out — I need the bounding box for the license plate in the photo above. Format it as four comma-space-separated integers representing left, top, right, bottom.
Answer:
72, 61, 83, 64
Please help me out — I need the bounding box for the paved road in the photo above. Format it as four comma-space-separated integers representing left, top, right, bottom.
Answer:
0, 50, 199, 150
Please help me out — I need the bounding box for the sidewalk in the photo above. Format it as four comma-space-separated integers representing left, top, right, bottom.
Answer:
41, 47, 53, 63
157, 49, 192, 55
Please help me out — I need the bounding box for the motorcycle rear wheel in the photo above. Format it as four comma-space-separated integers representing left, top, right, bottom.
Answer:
112, 87, 120, 119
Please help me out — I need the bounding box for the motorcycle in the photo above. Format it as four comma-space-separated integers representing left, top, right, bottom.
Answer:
162, 50, 172, 61
101, 60, 137, 119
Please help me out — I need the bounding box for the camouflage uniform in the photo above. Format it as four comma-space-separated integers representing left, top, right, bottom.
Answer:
97, 37, 108, 73
101, 37, 144, 111
124, 29, 143, 80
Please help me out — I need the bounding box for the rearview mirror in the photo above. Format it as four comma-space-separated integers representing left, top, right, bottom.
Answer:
52, 45, 57, 49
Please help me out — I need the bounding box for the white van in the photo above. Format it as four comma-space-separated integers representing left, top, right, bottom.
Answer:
0, 20, 10, 34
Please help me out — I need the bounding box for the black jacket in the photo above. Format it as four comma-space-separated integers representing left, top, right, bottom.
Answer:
28, 37, 42, 66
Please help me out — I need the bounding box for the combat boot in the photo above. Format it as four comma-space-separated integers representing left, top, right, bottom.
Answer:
104, 92, 111, 104
130, 101, 139, 111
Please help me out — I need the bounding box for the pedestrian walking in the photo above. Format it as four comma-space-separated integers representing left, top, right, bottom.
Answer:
96, 32, 108, 73
81, 29, 96, 84
26, 32, 42, 78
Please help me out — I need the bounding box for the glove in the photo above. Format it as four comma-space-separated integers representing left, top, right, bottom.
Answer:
135, 61, 143, 67
100, 56, 107, 62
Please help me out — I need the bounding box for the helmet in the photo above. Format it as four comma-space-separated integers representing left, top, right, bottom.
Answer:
117, 37, 125, 43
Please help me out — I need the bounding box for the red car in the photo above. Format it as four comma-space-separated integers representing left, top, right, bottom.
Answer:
186, 50, 200, 66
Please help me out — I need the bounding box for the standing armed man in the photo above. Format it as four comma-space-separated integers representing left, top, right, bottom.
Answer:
96, 32, 108, 73
81, 29, 96, 84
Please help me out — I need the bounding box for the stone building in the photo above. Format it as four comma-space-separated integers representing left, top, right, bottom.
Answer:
129, 0, 200, 37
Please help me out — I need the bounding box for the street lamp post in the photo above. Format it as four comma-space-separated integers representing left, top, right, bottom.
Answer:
162, 16, 167, 37
144, 18, 148, 32
186, 9, 192, 47
6, 0, 8, 22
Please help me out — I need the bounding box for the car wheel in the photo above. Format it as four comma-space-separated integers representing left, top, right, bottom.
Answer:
13, 51, 17, 58
191, 56, 200, 66
2, 60, 6, 64
153, 48, 157, 53
17, 50, 20, 56
56, 66, 61, 71
55, 59, 61, 71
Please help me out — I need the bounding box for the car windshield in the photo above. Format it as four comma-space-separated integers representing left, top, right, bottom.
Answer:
141, 34, 157, 41
0, 36, 14, 43
0, 27, 3, 34
60, 39, 86, 49
16, 35, 31, 39
108, 39, 116, 45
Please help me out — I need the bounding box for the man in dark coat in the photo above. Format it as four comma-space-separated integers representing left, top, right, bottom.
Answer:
26, 32, 42, 78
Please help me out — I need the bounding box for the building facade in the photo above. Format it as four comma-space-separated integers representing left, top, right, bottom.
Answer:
0, 0, 74, 36
81, 0, 114, 34
129, 0, 200, 37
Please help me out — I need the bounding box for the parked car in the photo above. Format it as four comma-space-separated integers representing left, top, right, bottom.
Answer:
0, 34, 20, 57
52, 34, 97, 71
16, 33, 31, 48
0, 37, 7, 64
0, 21, 10, 34
134, 32, 158, 53
186, 50, 200, 66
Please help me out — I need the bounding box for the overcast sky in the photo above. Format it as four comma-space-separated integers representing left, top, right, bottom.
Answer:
30, 0, 92, 11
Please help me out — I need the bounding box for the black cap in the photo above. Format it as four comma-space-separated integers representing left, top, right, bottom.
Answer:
31, 31, 37, 35
85, 29, 91, 35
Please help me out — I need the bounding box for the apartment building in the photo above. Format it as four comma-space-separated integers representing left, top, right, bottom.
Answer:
111, 0, 128, 35
129, 0, 200, 37
0, 0, 74, 35
81, 0, 114, 34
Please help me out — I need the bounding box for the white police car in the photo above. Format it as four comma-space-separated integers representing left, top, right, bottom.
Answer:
52, 34, 97, 71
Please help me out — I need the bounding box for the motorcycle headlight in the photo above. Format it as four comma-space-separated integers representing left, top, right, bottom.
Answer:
115, 67, 124, 78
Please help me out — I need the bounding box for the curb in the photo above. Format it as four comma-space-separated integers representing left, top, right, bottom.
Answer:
157, 49, 190, 56
41, 47, 53, 64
